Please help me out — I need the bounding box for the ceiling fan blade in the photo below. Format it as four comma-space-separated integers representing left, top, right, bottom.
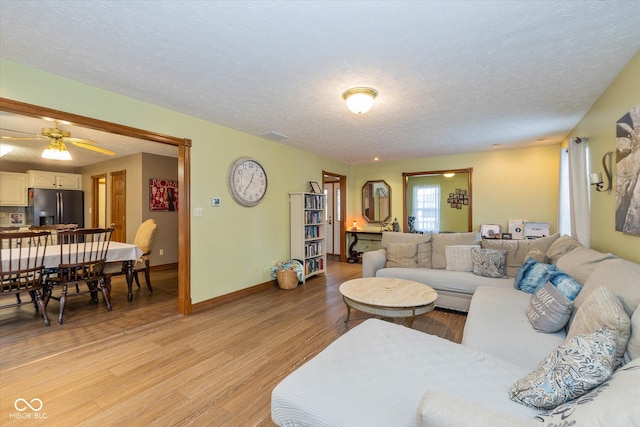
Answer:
1, 135, 48, 141
67, 139, 117, 155
0, 127, 40, 136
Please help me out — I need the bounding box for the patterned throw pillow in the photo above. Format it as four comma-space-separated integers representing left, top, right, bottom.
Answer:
527, 282, 573, 333
513, 258, 556, 294
567, 286, 631, 369
444, 245, 480, 272
533, 357, 640, 426
509, 329, 616, 410
470, 248, 507, 278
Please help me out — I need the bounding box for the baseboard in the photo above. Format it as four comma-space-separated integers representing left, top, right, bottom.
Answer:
150, 263, 178, 271
192, 280, 276, 313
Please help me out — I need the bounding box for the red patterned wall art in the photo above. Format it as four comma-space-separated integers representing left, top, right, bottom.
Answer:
149, 178, 178, 211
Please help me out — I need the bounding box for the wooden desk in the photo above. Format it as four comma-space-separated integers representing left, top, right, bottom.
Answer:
345, 231, 382, 263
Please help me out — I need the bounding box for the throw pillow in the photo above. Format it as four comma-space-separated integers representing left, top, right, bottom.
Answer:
431, 231, 481, 269
513, 258, 556, 294
549, 268, 582, 301
509, 328, 616, 410
567, 286, 631, 368
534, 357, 640, 426
385, 242, 418, 268
626, 308, 640, 363
527, 282, 573, 333
445, 245, 480, 272
470, 248, 507, 278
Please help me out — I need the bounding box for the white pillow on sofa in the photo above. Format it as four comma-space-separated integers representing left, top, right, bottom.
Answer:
445, 245, 480, 272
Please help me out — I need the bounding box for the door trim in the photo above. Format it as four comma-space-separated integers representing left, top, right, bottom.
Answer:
91, 173, 107, 228
323, 171, 347, 263
0, 97, 193, 315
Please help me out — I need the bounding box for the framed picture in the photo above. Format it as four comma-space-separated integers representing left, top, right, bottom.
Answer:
150, 178, 179, 211
10, 213, 24, 225
309, 181, 322, 194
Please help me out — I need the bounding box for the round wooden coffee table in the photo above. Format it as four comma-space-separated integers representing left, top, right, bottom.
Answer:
339, 277, 438, 327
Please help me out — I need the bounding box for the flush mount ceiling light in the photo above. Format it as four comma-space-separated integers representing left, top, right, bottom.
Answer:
42, 140, 72, 160
342, 87, 378, 114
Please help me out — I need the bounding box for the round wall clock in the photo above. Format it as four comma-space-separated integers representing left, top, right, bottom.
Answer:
227, 157, 268, 207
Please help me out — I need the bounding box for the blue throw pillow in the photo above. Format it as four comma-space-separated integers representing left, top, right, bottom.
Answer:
550, 268, 583, 301
514, 258, 557, 294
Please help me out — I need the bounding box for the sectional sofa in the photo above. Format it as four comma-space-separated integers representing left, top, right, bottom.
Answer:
362, 231, 562, 312
271, 235, 640, 426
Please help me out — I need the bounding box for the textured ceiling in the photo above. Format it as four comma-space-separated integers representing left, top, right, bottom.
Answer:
1, 0, 639, 165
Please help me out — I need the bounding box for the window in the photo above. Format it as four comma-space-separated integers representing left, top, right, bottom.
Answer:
413, 185, 440, 233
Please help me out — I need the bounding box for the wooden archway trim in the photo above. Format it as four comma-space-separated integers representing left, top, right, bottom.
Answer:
0, 97, 192, 314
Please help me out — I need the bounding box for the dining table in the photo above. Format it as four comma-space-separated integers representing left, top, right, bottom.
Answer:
1, 241, 143, 302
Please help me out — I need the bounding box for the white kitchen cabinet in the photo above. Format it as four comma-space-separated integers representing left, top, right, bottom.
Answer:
0, 172, 28, 206
27, 170, 82, 190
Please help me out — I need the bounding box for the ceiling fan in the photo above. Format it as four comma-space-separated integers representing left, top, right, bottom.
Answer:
1, 121, 117, 160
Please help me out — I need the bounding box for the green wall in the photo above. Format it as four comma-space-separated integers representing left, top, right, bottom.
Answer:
564, 51, 640, 263
0, 59, 348, 304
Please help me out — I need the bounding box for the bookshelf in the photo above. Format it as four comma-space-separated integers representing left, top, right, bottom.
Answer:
290, 192, 326, 283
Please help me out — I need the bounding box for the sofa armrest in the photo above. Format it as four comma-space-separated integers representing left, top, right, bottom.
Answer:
362, 248, 387, 277
416, 391, 534, 427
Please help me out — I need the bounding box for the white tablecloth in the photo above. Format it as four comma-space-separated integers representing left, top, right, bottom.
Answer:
1, 242, 142, 270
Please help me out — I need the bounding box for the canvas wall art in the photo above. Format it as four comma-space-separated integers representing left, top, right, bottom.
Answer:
150, 178, 178, 211
615, 102, 640, 235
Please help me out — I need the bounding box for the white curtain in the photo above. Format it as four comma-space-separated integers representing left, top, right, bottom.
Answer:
558, 148, 571, 236
567, 137, 590, 247
412, 185, 440, 233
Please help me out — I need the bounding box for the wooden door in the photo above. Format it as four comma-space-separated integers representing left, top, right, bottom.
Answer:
110, 170, 126, 242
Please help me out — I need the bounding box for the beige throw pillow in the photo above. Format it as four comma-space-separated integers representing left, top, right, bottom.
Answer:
556, 246, 617, 285
432, 232, 481, 269
567, 286, 631, 368
385, 242, 418, 268
445, 245, 480, 272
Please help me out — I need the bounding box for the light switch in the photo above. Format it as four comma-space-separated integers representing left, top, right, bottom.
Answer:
194, 207, 203, 217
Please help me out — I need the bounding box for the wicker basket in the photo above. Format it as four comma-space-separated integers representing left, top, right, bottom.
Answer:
276, 269, 299, 290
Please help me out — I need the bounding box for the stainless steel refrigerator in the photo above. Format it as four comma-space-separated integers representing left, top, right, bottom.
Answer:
27, 188, 84, 227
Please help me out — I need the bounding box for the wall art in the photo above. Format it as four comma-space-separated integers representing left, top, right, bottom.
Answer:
615, 102, 640, 235
150, 178, 179, 211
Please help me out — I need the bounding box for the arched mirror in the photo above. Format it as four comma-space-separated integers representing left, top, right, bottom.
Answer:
362, 180, 391, 223
402, 168, 472, 233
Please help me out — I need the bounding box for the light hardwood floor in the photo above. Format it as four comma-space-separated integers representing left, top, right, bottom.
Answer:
0, 258, 466, 426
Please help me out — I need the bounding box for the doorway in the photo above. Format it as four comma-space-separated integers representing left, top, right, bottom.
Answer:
323, 171, 347, 263
110, 170, 126, 242
0, 98, 192, 315
91, 174, 107, 228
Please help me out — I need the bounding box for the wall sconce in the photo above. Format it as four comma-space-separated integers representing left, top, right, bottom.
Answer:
590, 151, 613, 192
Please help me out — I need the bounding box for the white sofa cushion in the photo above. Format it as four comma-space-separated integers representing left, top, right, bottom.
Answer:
555, 246, 617, 284
386, 242, 418, 268
481, 233, 559, 277
376, 267, 513, 295
271, 319, 540, 427
462, 286, 566, 370
381, 232, 432, 268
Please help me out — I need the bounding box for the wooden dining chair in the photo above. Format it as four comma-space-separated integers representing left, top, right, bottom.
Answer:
0, 231, 52, 326
0, 226, 20, 232
30, 224, 79, 245
45, 228, 114, 325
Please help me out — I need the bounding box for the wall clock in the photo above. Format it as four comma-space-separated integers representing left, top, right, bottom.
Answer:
227, 157, 268, 207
